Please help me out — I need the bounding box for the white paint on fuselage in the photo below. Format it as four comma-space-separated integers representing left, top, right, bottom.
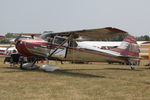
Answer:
77, 42, 121, 57
79, 41, 148, 49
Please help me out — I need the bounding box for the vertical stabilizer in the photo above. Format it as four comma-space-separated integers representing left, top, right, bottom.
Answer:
111, 36, 139, 57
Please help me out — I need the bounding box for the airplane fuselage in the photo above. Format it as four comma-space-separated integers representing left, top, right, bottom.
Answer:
16, 38, 127, 63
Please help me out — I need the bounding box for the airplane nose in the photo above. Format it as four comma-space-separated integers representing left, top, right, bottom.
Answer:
15, 40, 26, 55
15, 40, 35, 57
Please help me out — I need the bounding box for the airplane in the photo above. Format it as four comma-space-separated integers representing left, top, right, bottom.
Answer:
0, 35, 16, 57
0, 36, 18, 64
0, 47, 17, 57
13, 27, 140, 71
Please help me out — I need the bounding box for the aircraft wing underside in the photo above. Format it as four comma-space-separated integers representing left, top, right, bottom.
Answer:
40, 27, 127, 40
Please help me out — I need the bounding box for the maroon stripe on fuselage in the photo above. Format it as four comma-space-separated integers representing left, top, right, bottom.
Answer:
0, 53, 4, 55
0, 50, 5, 52
111, 48, 139, 57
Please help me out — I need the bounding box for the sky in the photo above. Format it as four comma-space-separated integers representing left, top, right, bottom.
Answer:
0, 0, 150, 36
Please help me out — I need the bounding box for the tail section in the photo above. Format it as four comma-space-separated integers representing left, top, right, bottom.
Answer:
111, 36, 139, 57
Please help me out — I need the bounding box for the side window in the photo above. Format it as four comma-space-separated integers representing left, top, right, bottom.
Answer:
52, 36, 78, 47
69, 40, 78, 47
53, 36, 66, 45
47, 37, 54, 43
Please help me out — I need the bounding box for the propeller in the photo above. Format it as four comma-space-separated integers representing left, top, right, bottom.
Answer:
5, 34, 22, 55
14, 34, 22, 42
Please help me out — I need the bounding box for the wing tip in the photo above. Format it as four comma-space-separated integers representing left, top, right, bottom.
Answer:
105, 27, 128, 34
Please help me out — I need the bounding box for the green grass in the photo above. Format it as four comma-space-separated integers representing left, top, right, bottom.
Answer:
0, 60, 150, 100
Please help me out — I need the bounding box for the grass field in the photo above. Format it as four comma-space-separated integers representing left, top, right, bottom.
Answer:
0, 60, 150, 100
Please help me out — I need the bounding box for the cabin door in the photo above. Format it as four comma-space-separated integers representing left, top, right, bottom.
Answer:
50, 36, 67, 57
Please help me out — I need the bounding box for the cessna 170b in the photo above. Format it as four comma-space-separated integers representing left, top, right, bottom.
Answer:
14, 27, 139, 71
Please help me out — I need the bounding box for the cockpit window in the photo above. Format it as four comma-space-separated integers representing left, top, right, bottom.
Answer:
16, 40, 22, 46
53, 37, 66, 45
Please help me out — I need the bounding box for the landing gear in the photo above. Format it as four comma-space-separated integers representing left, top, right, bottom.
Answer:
130, 65, 135, 70
127, 59, 135, 70
19, 57, 40, 70
42, 58, 59, 72
129, 61, 135, 70
19, 57, 59, 71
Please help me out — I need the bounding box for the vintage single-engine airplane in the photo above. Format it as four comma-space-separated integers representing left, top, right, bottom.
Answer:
0, 35, 17, 57
14, 27, 140, 71
0, 47, 17, 57
0, 35, 18, 64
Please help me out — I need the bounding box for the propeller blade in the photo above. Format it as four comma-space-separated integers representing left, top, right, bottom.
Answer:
5, 34, 22, 55
15, 34, 22, 42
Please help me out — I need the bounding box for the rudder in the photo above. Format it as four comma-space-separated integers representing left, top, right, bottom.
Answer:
111, 36, 139, 57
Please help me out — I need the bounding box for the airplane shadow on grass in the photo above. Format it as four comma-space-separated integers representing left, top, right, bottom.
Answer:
50, 69, 105, 78
1, 67, 105, 78
103, 68, 142, 71
0, 67, 33, 73
3, 65, 148, 78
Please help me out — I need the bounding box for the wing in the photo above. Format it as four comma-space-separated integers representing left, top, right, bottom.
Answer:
40, 27, 127, 40
20, 33, 41, 37
11, 33, 41, 37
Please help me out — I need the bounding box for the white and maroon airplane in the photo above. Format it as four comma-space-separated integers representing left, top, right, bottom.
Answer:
0, 35, 17, 58
0, 47, 17, 57
14, 27, 140, 71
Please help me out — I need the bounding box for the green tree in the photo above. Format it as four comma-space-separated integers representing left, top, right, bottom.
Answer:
0, 39, 10, 44
135, 35, 150, 41
43, 31, 53, 33
5, 33, 18, 38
